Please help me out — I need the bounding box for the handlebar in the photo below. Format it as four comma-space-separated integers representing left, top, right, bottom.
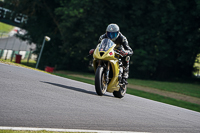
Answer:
114, 50, 124, 57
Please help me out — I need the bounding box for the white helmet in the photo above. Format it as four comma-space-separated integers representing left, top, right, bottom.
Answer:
106, 23, 120, 41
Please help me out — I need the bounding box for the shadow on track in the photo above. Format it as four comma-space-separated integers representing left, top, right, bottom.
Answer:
40, 81, 112, 97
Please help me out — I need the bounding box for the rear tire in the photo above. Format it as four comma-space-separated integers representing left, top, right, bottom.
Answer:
95, 67, 107, 96
113, 85, 127, 98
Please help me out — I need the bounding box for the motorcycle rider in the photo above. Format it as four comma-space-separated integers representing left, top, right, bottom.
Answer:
89, 23, 133, 84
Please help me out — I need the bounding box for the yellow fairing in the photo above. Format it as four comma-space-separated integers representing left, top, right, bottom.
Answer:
93, 44, 116, 61
107, 60, 120, 92
93, 44, 120, 92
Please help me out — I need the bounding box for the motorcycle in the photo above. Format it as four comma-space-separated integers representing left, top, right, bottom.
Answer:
93, 38, 129, 98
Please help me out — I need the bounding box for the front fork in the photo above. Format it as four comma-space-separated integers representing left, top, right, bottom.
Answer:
98, 61, 110, 83
105, 62, 110, 83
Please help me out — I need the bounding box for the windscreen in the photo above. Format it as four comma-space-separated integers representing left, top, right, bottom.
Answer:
99, 38, 114, 52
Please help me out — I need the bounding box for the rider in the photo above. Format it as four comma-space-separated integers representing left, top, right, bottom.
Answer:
89, 23, 133, 85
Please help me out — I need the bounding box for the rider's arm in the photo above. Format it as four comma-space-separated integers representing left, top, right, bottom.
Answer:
121, 36, 133, 56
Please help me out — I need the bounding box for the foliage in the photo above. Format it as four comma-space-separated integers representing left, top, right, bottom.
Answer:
4, 0, 62, 69
128, 0, 200, 79
3, 0, 200, 80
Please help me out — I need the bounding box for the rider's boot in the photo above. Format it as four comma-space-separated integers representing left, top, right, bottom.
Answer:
123, 65, 129, 85
122, 78, 128, 85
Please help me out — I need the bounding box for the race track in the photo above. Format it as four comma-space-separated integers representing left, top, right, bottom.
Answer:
0, 63, 200, 133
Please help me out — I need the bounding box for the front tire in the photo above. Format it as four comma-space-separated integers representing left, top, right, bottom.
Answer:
113, 84, 127, 98
95, 67, 107, 96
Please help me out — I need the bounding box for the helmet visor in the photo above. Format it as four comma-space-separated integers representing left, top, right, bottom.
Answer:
107, 32, 118, 39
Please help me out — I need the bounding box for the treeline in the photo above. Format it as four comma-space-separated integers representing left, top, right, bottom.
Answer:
4, 0, 200, 80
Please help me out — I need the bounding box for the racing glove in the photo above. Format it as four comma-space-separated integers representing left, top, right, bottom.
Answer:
117, 50, 128, 57
89, 49, 94, 55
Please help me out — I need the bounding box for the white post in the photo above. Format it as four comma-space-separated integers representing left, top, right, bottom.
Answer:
35, 36, 50, 69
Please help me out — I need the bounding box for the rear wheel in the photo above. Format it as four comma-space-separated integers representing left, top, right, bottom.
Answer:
95, 67, 107, 96
113, 84, 127, 98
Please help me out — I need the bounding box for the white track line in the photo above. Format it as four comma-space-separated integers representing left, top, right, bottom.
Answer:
0, 126, 150, 133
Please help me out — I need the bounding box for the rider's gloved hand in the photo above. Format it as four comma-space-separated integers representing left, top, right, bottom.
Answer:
89, 49, 94, 55
117, 50, 128, 57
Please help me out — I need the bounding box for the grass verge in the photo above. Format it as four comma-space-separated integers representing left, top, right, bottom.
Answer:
128, 78, 200, 98
126, 88, 200, 112
0, 22, 14, 33
0, 59, 45, 72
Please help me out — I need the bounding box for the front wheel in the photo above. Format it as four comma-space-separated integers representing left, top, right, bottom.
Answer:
113, 84, 127, 98
95, 66, 107, 96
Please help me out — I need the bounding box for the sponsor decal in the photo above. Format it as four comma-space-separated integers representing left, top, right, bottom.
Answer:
0, 6, 28, 26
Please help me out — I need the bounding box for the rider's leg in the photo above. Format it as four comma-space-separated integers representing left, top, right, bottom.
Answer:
122, 58, 129, 85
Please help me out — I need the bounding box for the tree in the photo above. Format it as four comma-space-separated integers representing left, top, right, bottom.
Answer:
4, 0, 200, 80
55, 0, 200, 79
127, 0, 200, 79
4, 0, 63, 69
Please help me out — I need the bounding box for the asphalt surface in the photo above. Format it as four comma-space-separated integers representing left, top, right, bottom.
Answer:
0, 63, 200, 133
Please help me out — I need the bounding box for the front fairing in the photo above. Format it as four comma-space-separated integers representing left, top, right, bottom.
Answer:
93, 38, 116, 61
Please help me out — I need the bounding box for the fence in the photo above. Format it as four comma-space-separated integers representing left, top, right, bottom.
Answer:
0, 32, 36, 61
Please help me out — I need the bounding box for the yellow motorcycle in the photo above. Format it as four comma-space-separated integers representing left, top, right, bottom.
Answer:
93, 38, 128, 98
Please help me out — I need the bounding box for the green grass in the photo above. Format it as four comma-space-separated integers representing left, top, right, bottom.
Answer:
128, 78, 200, 98
0, 22, 14, 33
20, 59, 37, 68
0, 59, 47, 74
0, 59, 36, 68
126, 88, 200, 112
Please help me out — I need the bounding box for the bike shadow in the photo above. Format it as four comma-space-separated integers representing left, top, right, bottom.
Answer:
41, 81, 112, 97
